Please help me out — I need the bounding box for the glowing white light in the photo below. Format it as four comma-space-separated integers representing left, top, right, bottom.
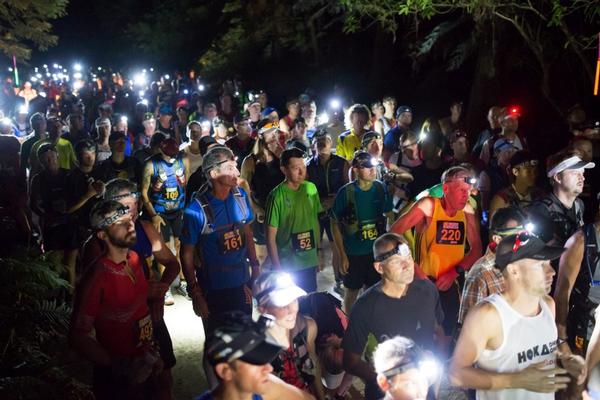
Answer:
39, 92, 47, 98
73, 63, 82, 71
183, 89, 189, 95
419, 359, 441, 384
73, 81, 84, 91
30, 76, 38, 82
525, 222, 535, 233
63, 68, 67, 73
164, 74, 170, 80
198, 84, 205, 91
329, 98, 341, 110
201, 121, 211, 130
97, 67, 102, 71
142, 69, 147, 73
53, 63, 59, 69
7, 67, 12, 72
234, 91, 240, 97
248, 92, 254, 101
125, 93, 129, 98
134, 73, 147, 86
2, 117, 12, 125
34, 67, 38, 72
139, 90, 145, 97
18, 105, 28, 114
46, 73, 51, 77
150, 68, 154, 72
141, 99, 148, 106
57, 72, 65, 80
318, 112, 329, 124
43, 64, 48, 69
120, 116, 128, 123
73, 72, 82, 80
419, 131, 427, 142
35, 73, 42, 78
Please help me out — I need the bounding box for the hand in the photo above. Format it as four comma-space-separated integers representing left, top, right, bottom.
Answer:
514, 361, 570, 393
152, 214, 165, 233
340, 252, 349, 275
435, 269, 458, 291
149, 298, 165, 321
190, 287, 210, 319
558, 350, 587, 385
91, 180, 105, 197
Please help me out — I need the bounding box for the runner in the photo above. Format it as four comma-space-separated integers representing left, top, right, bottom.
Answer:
70, 200, 167, 400
198, 311, 314, 400
331, 151, 393, 312
391, 165, 482, 339
265, 147, 324, 292
450, 233, 585, 399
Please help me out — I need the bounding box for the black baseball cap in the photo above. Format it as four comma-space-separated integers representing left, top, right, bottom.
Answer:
361, 131, 382, 148
205, 311, 283, 366
280, 147, 307, 166
495, 233, 564, 270
395, 105, 412, 119
509, 151, 538, 170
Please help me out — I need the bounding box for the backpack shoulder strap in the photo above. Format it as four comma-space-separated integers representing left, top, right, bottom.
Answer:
193, 184, 215, 234
584, 224, 599, 279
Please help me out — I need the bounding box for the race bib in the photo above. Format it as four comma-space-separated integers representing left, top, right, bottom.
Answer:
435, 221, 465, 245
359, 223, 378, 241
136, 315, 153, 347
165, 187, 179, 200
218, 229, 245, 254
292, 231, 315, 252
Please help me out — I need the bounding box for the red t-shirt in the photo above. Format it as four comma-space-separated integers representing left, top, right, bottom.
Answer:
72, 250, 151, 357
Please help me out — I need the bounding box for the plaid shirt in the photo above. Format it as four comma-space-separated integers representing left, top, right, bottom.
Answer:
458, 249, 505, 323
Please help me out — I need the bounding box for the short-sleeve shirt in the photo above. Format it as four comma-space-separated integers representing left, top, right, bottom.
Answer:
342, 279, 443, 360
181, 187, 254, 290
55, 137, 77, 170
71, 251, 151, 358
336, 130, 362, 160
265, 181, 323, 270
331, 180, 392, 255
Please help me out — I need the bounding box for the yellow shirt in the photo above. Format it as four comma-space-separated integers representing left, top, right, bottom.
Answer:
415, 197, 467, 279
335, 129, 362, 160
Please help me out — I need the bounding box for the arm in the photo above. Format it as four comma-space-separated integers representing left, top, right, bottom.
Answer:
306, 318, 326, 400
343, 351, 376, 383
240, 156, 264, 220
29, 175, 45, 217
263, 374, 316, 400
67, 182, 102, 214
462, 206, 482, 270
330, 219, 349, 274
554, 231, 584, 353
389, 197, 432, 235
488, 194, 508, 222
374, 119, 384, 136
266, 225, 281, 269
140, 161, 164, 230
183, 156, 191, 182
142, 220, 180, 286
450, 302, 569, 392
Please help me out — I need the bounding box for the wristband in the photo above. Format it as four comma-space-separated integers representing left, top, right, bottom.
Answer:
557, 337, 569, 346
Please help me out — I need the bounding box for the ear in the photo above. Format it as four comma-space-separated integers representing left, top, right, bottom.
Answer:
442, 183, 449, 196
376, 373, 390, 392
280, 165, 286, 175
511, 167, 519, 177
552, 173, 562, 185
209, 168, 218, 180
96, 230, 107, 242
491, 234, 502, 244
214, 363, 234, 382
373, 261, 384, 275
505, 262, 519, 278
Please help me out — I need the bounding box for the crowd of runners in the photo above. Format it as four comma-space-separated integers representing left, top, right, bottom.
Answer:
0, 69, 599, 400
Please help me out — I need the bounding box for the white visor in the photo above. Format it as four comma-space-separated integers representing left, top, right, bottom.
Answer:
547, 155, 595, 177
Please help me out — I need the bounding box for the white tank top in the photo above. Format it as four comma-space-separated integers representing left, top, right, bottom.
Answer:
476, 294, 557, 400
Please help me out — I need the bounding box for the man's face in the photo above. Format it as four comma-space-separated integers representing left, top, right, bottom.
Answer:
517, 258, 555, 296
288, 102, 300, 115
383, 100, 397, 114
351, 112, 368, 131
70, 116, 83, 131
291, 122, 306, 140
41, 150, 59, 172
263, 299, 299, 330
177, 108, 188, 122
204, 106, 218, 120
212, 159, 239, 187
451, 137, 468, 158
189, 123, 203, 142
496, 148, 517, 167
235, 120, 252, 137
115, 120, 128, 133
248, 103, 261, 118
401, 139, 419, 160
384, 368, 429, 400
316, 138, 332, 156
419, 141, 440, 162
48, 119, 63, 140
442, 173, 472, 210
556, 168, 585, 196
283, 157, 306, 186
143, 119, 156, 134
33, 120, 47, 133
267, 111, 279, 123
487, 108, 502, 129
98, 124, 111, 138
354, 165, 377, 182
258, 93, 268, 107
159, 114, 172, 125
450, 103, 462, 116
512, 161, 538, 187
398, 112, 412, 127
111, 137, 127, 154
80, 150, 96, 168
227, 360, 274, 395
372, 104, 385, 117
501, 116, 519, 132
377, 248, 415, 285
263, 131, 281, 154
104, 214, 137, 249
116, 191, 140, 221
367, 138, 383, 158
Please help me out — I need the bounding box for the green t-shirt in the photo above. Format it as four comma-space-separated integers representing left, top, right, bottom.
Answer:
30, 137, 76, 173
331, 180, 393, 255
265, 181, 323, 270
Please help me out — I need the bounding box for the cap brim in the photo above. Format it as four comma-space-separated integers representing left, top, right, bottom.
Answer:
259, 127, 278, 135
238, 337, 283, 365
528, 245, 565, 262
267, 286, 307, 307
567, 160, 595, 170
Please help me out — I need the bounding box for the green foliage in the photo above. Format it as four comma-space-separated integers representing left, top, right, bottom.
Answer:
0, 252, 92, 399
0, 0, 68, 61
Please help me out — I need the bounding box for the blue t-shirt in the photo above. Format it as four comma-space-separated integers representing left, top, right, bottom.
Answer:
331, 180, 392, 255
181, 187, 254, 290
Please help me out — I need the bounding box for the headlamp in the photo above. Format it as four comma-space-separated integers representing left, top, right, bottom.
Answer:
141, 99, 149, 106
164, 74, 170, 80
18, 105, 28, 114
106, 191, 140, 202
120, 116, 128, 123
382, 345, 441, 387
198, 84, 205, 91
93, 206, 130, 230
525, 222, 535, 233
134, 72, 147, 86
1, 117, 12, 126
201, 120, 211, 130
73, 63, 82, 72
418, 131, 427, 142
374, 243, 411, 262
329, 98, 341, 110
183, 89, 189, 95
318, 112, 329, 124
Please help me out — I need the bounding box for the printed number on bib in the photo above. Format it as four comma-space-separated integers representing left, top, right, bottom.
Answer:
219, 229, 244, 254
292, 231, 315, 252
435, 221, 465, 245
136, 315, 153, 347
165, 187, 179, 200
359, 223, 378, 241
